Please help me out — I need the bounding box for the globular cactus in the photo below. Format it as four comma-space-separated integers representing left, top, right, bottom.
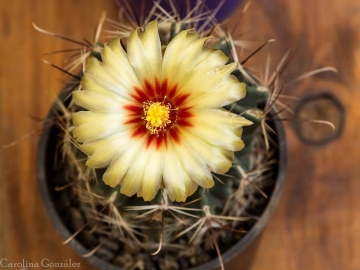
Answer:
44, 3, 283, 270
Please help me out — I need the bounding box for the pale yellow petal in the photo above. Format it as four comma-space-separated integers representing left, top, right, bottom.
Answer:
73, 90, 125, 113
136, 187, 143, 198
173, 140, 214, 189
191, 109, 253, 129
194, 48, 228, 71
102, 137, 146, 188
72, 111, 126, 126
140, 146, 163, 201
80, 133, 122, 155
181, 129, 234, 174
185, 78, 246, 109
138, 21, 162, 78
73, 117, 133, 143
161, 30, 190, 78
120, 140, 150, 197
85, 57, 133, 100
183, 176, 198, 198
178, 62, 239, 100
190, 49, 229, 81
162, 143, 187, 202
102, 43, 142, 92
185, 123, 244, 151
86, 130, 136, 168
108, 37, 126, 56
81, 73, 118, 97
127, 20, 162, 83
162, 30, 209, 87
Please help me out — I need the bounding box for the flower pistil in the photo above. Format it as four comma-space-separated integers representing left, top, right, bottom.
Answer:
142, 99, 176, 135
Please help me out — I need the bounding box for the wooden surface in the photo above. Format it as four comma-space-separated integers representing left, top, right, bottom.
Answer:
1, 0, 360, 269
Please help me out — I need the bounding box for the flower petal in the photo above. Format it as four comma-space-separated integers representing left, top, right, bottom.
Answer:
191, 109, 252, 129
85, 57, 133, 100
127, 20, 162, 84
119, 140, 152, 197
140, 145, 164, 201
183, 175, 198, 198
73, 116, 133, 143
185, 123, 244, 151
80, 133, 122, 155
162, 143, 187, 202
85, 130, 137, 168
102, 40, 142, 92
162, 30, 210, 87
195, 48, 228, 67
185, 76, 246, 109
181, 129, 235, 174
82, 73, 117, 97
72, 111, 126, 126
102, 137, 146, 188
174, 140, 215, 189
73, 90, 126, 113
191, 48, 229, 79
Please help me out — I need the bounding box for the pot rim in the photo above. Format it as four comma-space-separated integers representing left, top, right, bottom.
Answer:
37, 90, 287, 270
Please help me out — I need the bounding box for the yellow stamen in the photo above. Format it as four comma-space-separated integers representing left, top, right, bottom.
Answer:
143, 101, 171, 134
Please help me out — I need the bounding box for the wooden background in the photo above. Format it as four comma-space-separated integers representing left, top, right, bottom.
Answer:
1, 0, 360, 269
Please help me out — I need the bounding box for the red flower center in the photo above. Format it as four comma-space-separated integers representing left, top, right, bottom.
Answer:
123, 78, 193, 149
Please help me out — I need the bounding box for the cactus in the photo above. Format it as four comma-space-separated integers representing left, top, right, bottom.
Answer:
41, 2, 286, 270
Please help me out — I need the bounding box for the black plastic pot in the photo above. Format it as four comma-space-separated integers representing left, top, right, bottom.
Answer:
37, 89, 287, 270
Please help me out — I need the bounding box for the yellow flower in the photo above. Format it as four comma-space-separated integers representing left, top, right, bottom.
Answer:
72, 20, 252, 202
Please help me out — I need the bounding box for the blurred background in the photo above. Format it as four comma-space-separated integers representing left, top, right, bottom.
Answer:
1, 0, 360, 269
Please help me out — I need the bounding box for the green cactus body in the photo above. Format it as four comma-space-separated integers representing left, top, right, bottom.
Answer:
56, 16, 279, 270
